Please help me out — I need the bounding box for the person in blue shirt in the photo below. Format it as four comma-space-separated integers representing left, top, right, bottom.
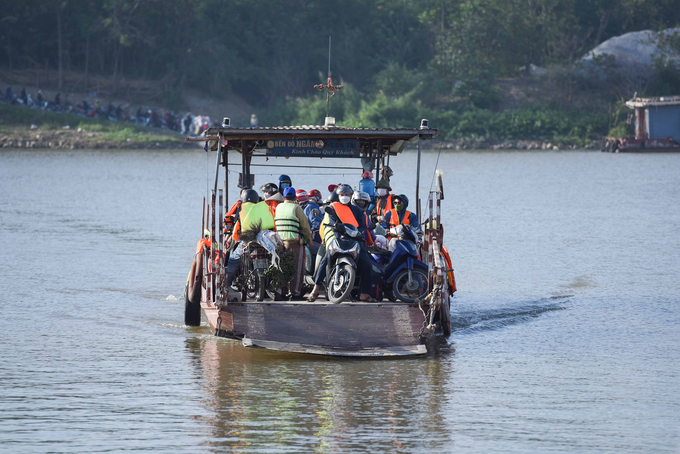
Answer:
278, 175, 292, 193
296, 189, 323, 248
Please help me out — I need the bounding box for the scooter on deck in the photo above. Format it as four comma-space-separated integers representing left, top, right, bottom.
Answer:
377, 224, 428, 303
324, 223, 385, 304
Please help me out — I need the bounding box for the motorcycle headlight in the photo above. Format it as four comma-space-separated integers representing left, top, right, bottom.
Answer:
350, 242, 360, 259
327, 238, 340, 255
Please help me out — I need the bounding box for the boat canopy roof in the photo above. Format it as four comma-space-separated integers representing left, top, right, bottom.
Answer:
203, 125, 438, 157
206, 125, 438, 140
626, 96, 680, 108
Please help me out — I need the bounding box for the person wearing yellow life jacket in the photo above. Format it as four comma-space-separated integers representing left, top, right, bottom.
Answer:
372, 178, 394, 223
275, 187, 312, 299
308, 184, 375, 302
237, 189, 275, 234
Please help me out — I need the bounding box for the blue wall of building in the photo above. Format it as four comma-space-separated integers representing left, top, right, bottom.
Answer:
647, 105, 680, 142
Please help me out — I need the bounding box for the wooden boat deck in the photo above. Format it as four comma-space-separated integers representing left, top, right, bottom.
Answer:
201, 300, 428, 357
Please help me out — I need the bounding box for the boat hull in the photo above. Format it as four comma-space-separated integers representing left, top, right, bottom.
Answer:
201, 301, 427, 357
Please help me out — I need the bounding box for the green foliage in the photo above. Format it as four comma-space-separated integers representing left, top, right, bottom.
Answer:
262, 248, 296, 291
3, 0, 680, 140
446, 106, 608, 142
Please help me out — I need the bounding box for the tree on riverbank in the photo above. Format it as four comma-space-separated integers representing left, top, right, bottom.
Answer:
1, 0, 679, 141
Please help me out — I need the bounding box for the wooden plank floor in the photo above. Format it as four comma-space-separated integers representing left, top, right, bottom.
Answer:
201, 299, 426, 356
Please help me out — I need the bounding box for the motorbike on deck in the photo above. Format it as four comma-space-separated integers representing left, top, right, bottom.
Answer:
237, 242, 275, 301
234, 230, 281, 302
377, 224, 428, 303
324, 223, 385, 304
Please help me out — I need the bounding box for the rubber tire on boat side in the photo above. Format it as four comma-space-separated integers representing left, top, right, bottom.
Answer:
184, 282, 201, 326
188, 251, 203, 305
328, 263, 355, 304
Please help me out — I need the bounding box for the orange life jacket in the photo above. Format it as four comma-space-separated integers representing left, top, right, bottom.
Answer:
376, 194, 393, 217
442, 245, 457, 293
226, 200, 241, 217
196, 237, 211, 254
224, 200, 242, 236
388, 209, 412, 227
363, 213, 374, 246
331, 202, 359, 227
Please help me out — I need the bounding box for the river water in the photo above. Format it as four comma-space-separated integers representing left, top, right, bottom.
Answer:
1, 148, 678, 453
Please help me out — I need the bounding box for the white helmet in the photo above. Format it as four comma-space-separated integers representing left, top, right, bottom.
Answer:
351, 191, 371, 211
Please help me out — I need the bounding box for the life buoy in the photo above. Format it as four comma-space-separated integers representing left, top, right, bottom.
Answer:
441, 245, 456, 293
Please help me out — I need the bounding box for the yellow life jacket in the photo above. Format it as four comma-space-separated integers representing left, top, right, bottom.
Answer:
275, 202, 300, 241
239, 201, 275, 232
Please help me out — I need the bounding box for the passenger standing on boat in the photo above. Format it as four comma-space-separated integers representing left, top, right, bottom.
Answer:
308, 184, 375, 302
373, 179, 394, 223
278, 175, 292, 194
196, 229, 212, 253
382, 194, 421, 243
275, 188, 312, 299
297, 189, 322, 247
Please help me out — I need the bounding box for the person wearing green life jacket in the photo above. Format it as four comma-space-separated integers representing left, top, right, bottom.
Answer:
275, 187, 312, 299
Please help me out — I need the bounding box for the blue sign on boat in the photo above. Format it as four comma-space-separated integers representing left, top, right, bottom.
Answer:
265, 138, 360, 158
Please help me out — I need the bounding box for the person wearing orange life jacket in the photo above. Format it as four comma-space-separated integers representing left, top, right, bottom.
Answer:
381, 194, 421, 243
275, 187, 312, 299
372, 178, 394, 223
196, 229, 223, 269
308, 184, 375, 302
196, 229, 212, 254
224, 189, 247, 244
260, 182, 283, 221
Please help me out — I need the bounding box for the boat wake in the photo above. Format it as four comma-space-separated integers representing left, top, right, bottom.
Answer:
450, 296, 569, 335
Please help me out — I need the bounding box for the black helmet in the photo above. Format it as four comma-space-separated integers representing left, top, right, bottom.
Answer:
393, 194, 409, 210
324, 192, 339, 205
335, 184, 354, 196
241, 189, 259, 203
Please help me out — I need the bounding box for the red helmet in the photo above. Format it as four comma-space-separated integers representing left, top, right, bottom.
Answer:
295, 189, 309, 203
308, 189, 322, 202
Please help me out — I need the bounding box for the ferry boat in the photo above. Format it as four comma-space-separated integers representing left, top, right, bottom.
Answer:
183, 118, 456, 357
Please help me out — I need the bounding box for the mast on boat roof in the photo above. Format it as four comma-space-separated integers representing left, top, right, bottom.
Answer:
314, 35, 343, 127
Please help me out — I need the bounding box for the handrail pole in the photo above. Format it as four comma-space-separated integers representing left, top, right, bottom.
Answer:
416, 134, 422, 221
